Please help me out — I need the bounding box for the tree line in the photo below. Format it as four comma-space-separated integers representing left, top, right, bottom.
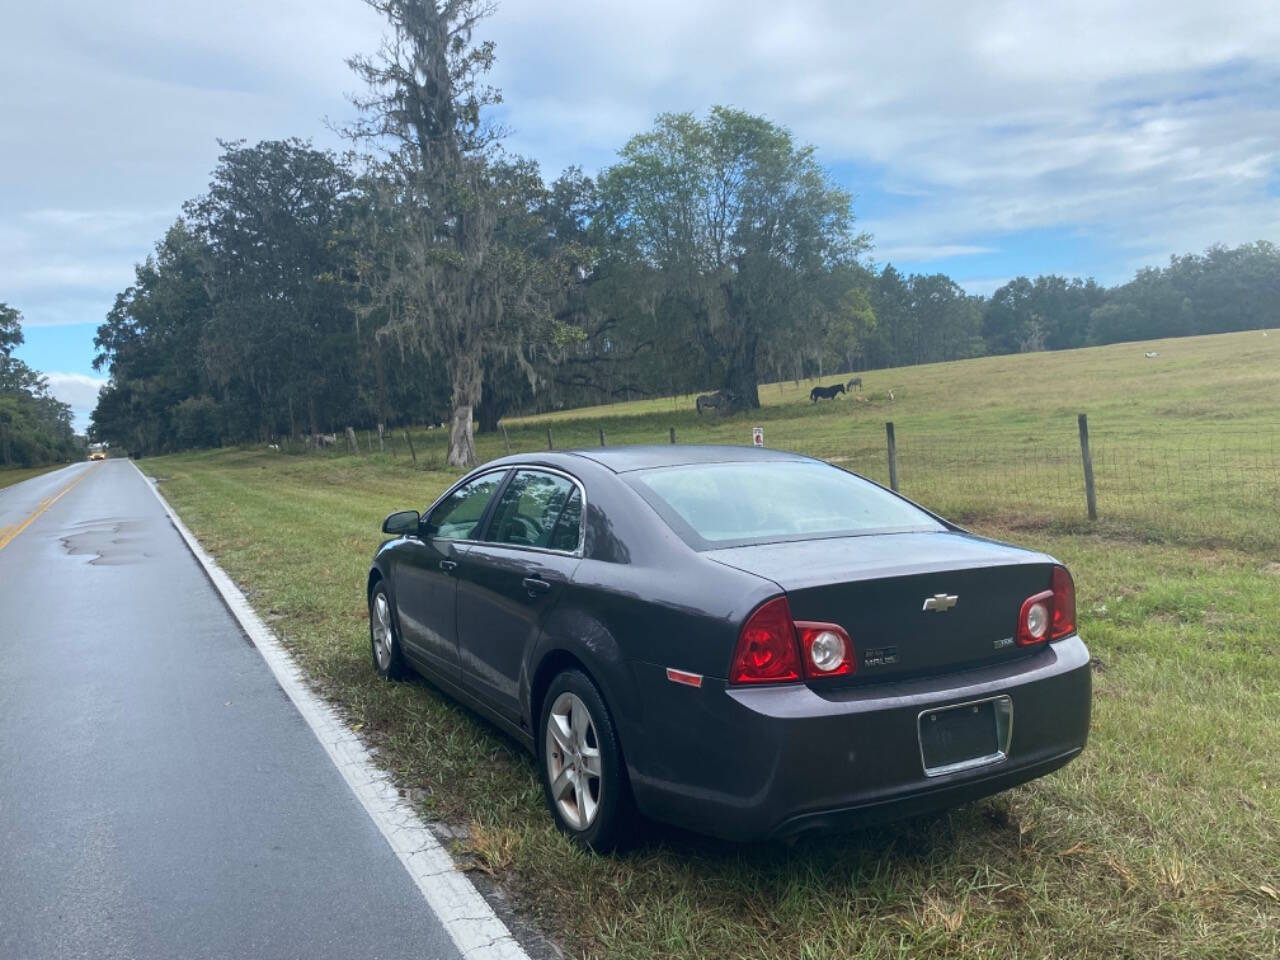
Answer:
0, 304, 78, 467
90, 0, 1280, 465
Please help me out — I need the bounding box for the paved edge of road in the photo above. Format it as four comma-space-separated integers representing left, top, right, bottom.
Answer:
134, 463, 532, 960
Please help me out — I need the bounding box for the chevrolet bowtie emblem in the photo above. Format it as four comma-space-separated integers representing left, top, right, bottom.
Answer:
922, 593, 959, 612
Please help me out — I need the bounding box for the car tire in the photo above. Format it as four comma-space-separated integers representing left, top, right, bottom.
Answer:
368, 580, 406, 680
538, 669, 634, 853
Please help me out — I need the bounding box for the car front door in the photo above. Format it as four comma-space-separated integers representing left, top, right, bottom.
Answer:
393, 470, 508, 680
455, 469, 584, 724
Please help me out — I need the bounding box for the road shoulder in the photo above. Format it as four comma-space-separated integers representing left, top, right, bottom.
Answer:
136, 463, 532, 960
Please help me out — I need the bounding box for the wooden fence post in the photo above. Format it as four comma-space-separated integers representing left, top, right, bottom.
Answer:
669, 426, 676, 444
345, 426, 358, 454
501, 424, 511, 456
885, 421, 899, 492
377, 423, 385, 454
1078, 413, 1098, 521
599, 429, 606, 446
403, 429, 416, 465
546, 428, 554, 450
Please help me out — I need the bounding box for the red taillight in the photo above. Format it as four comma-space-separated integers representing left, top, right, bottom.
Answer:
730, 598, 856, 684
730, 597, 801, 684
1050, 564, 1076, 640
1017, 565, 1077, 647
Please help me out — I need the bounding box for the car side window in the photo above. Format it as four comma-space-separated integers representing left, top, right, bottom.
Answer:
486, 470, 580, 551
425, 472, 506, 541
547, 489, 582, 552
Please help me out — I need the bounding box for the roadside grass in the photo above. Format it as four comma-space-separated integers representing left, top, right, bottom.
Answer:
0, 463, 65, 490
147, 330, 1279, 959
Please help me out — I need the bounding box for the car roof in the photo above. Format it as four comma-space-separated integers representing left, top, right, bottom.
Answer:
565, 444, 811, 473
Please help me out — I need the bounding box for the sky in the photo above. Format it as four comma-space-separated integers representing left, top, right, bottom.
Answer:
4, 0, 1278, 429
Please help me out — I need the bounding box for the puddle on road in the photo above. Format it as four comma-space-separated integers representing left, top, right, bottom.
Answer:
60, 518, 152, 566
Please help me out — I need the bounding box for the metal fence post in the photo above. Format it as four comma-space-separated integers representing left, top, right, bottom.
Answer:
546, 428, 554, 450
885, 422, 899, 492
669, 426, 676, 444
599, 429, 606, 446
501, 424, 511, 456
1078, 413, 1098, 521
403, 429, 416, 465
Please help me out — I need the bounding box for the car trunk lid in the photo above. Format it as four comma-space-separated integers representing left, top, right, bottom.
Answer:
706, 532, 1056, 683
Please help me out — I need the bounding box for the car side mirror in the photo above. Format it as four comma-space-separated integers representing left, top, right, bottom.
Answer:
381, 510, 421, 536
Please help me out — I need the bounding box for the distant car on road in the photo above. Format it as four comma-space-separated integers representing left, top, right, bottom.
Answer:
88, 450, 106, 461
367, 446, 1091, 851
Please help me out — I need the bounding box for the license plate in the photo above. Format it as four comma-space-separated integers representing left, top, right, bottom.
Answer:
918, 696, 1011, 777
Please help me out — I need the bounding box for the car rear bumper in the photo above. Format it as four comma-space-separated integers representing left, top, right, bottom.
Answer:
625, 635, 1091, 841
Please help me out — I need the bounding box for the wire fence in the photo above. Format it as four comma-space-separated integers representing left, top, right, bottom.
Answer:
834, 421, 1280, 553
302, 411, 1280, 554
519, 415, 1280, 553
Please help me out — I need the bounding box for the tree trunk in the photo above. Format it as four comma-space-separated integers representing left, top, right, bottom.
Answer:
475, 402, 500, 434
446, 357, 482, 467
374, 343, 388, 429
725, 333, 761, 409
446, 405, 475, 466
474, 376, 502, 434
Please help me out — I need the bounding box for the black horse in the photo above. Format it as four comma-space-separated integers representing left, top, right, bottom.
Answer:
810, 383, 846, 402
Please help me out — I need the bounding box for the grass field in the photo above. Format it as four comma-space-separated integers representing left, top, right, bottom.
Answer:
331, 329, 1280, 552
147, 331, 1278, 959
0, 463, 66, 490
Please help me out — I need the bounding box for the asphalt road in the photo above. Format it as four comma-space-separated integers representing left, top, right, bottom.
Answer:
0, 460, 462, 960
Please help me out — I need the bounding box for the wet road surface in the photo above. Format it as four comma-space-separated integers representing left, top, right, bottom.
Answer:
0, 460, 462, 959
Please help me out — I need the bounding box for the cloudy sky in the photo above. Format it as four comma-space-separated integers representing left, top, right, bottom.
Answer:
4, 0, 1278, 428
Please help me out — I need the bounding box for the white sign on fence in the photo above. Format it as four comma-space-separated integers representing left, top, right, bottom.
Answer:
752, 426, 764, 447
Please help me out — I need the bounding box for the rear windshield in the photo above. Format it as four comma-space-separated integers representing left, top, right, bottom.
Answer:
629, 460, 944, 548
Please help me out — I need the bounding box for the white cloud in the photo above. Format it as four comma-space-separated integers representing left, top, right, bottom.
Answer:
953, 276, 1016, 297
41, 372, 109, 431
874, 244, 997, 263
42, 372, 108, 409
485, 0, 1280, 266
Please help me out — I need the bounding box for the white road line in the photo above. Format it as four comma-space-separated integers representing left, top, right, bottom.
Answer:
135, 463, 531, 960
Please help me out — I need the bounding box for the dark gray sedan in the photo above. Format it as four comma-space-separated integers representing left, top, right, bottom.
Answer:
368, 446, 1091, 851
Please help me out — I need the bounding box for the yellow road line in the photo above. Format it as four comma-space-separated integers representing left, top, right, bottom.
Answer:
0, 467, 92, 553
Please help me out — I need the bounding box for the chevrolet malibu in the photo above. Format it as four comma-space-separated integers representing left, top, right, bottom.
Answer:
367, 446, 1090, 851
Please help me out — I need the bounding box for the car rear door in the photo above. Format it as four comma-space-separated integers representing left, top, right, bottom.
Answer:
454, 468, 584, 724
393, 469, 508, 680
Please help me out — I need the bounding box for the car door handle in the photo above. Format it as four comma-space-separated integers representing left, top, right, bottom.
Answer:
439, 559, 457, 573
522, 577, 551, 597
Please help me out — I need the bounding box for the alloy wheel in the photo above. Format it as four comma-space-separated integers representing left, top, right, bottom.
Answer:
371, 592, 393, 670
544, 691, 603, 831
